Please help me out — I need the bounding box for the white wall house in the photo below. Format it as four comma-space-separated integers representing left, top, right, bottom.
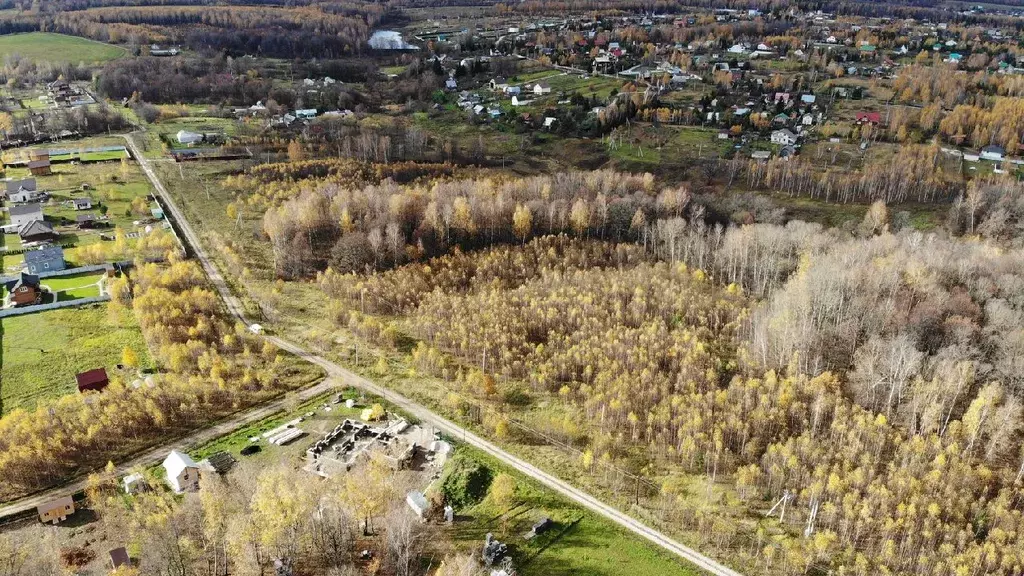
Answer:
163, 450, 200, 493
981, 145, 1006, 162
771, 129, 798, 145
9, 203, 43, 229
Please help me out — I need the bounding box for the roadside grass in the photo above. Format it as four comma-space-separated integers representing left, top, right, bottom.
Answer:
0, 304, 152, 415
0, 32, 126, 64
447, 446, 703, 576
190, 388, 363, 461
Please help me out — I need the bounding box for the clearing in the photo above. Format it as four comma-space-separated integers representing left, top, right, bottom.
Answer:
0, 33, 126, 64
0, 304, 151, 415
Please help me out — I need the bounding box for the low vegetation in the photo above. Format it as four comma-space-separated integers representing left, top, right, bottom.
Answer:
0, 304, 150, 415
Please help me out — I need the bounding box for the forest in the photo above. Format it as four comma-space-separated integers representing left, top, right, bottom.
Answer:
210, 156, 1024, 574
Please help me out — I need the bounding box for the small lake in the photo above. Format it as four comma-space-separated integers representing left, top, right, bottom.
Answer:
369, 30, 417, 50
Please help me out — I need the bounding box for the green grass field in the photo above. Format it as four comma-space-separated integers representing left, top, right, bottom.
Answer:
42, 271, 105, 300
0, 305, 151, 415
0, 32, 126, 64
448, 448, 702, 576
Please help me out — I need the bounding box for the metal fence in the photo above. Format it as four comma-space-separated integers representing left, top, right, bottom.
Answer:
0, 295, 110, 319
0, 263, 112, 285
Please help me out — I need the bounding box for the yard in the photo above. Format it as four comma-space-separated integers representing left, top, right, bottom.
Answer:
0, 32, 127, 64
0, 304, 152, 415
43, 271, 106, 300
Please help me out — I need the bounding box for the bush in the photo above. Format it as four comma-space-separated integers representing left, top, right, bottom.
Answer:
438, 453, 493, 509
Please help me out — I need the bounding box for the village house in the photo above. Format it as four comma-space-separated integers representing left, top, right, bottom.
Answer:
163, 450, 200, 493
8, 188, 44, 204
4, 178, 37, 199
855, 111, 882, 125
24, 246, 65, 274
8, 202, 42, 229
981, 144, 1006, 162
36, 496, 74, 524
533, 82, 551, 96
77, 214, 99, 229
771, 129, 798, 145
76, 368, 110, 393
19, 220, 57, 243
72, 197, 92, 210
7, 272, 45, 306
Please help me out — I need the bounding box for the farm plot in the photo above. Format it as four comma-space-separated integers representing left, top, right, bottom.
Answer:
0, 304, 151, 415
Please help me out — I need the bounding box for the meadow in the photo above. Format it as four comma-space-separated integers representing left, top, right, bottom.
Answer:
0, 32, 126, 64
0, 304, 152, 415
447, 448, 702, 576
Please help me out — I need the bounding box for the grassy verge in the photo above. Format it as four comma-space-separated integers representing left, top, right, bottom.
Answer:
448, 446, 705, 576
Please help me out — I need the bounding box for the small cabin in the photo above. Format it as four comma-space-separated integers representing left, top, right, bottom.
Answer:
37, 496, 74, 524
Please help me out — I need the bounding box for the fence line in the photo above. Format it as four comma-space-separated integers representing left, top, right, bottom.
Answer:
0, 295, 109, 318
0, 263, 112, 285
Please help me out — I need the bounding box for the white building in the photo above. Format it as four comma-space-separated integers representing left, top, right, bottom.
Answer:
9, 203, 43, 229
163, 450, 200, 493
406, 491, 429, 518
771, 129, 798, 145
981, 145, 1006, 162
176, 130, 203, 145
123, 473, 146, 494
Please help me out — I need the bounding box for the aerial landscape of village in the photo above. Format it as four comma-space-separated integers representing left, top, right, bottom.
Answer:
1, 0, 1024, 574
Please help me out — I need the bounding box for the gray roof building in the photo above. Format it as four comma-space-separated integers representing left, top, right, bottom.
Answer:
24, 246, 65, 274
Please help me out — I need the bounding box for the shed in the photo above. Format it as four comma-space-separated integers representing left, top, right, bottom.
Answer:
406, 491, 429, 518
123, 473, 147, 494
109, 547, 130, 569
76, 368, 109, 393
